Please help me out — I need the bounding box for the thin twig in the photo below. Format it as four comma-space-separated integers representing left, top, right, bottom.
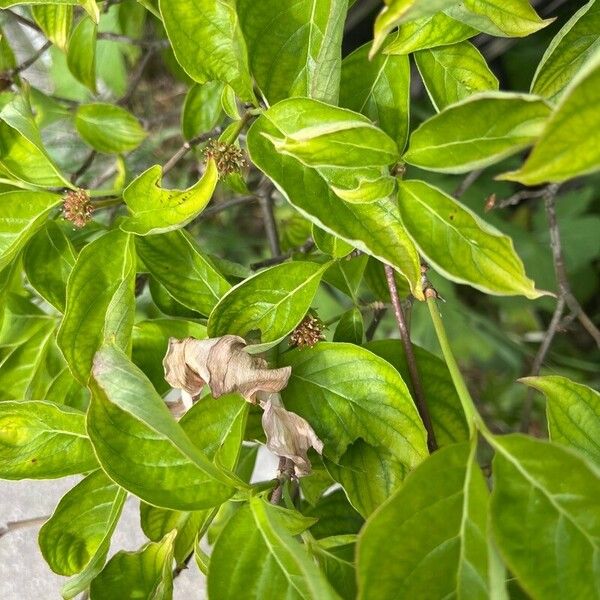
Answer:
250, 239, 315, 270
98, 32, 169, 49
118, 48, 156, 106
162, 127, 222, 175
5, 9, 43, 34
198, 195, 256, 219
0, 514, 50, 538
496, 187, 547, 209
270, 457, 294, 505
365, 307, 387, 341
71, 150, 97, 185
452, 169, 483, 198
385, 265, 437, 452
9, 40, 51, 77
258, 181, 281, 256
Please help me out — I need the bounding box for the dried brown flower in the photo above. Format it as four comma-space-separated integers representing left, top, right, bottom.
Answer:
63, 188, 93, 228
290, 314, 325, 348
204, 140, 247, 176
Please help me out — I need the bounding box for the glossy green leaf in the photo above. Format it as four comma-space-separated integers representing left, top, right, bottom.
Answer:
333, 308, 364, 344
208, 497, 339, 600
499, 54, 600, 185
280, 342, 428, 467
159, 0, 254, 101
340, 40, 410, 150
372, 0, 460, 56
182, 82, 223, 140
39, 470, 126, 576
147, 276, 202, 319
383, 12, 476, 55
247, 104, 423, 299
121, 160, 217, 235
0, 401, 97, 479
238, 0, 347, 104
398, 180, 543, 298
57, 230, 136, 384
75, 103, 146, 154
312, 226, 353, 258
490, 434, 600, 600
32, 4, 73, 51
366, 339, 470, 446
404, 92, 551, 173
88, 345, 241, 510
208, 261, 328, 349
132, 318, 206, 394
67, 16, 97, 92
136, 230, 230, 316
415, 41, 498, 111
445, 0, 553, 37
24, 221, 76, 312
531, 0, 600, 100
0, 190, 61, 272
358, 442, 490, 600
521, 375, 600, 466
0, 93, 70, 187
89, 530, 175, 600
323, 255, 368, 301
308, 536, 356, 600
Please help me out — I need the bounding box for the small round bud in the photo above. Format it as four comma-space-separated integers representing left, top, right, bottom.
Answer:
204, 139, 247, 177
290, 314, 325, 348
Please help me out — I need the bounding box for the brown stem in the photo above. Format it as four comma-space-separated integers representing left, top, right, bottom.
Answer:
257, 180, 281, 256
9, 40, 52, 77
250, 239, 315, 270
365, 307, 387, 341
71, 150, 97, 185
0, 514, 50, 538
270, 457, 294, 505
118, 48, 156, 106
162, 127, 223, 175
452, 169, 483, 198
385, 265, 437, 452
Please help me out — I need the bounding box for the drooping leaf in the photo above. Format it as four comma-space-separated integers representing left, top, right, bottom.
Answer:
238, 0, 347, 104
340, 40, 410, 150
333, 308, 364, 345
0, 190, 61, 272
159, 0, 254, 101
75, 103, 146, 154
182, 82, 224, 140
358, 442, 490, 600
521, 375, 600, 466
23, 221, 76, 312
57, 230, 136, 384
383, 12, 476, 55
136, 230, 231, 316
0, 401, 97, 479
531, 0, 600, 100
312, 226, 353, 258
397, 180, 544, 298
499, 53, 600, 185
415, 40, 498, 111
445, 0, 553, 37
490, 434, 600, 600
208, 497, 339, 600
247, 103, 423, 299
88, 345, 241, 510
89, 531, 176, 600
32, 4, 73, 51
308, 536, 357, 600
403, 92, 551, 173
39, 470, 126, 576
208, 261, 328, 350
67, 16, 97, 92
280, 342, 428, 468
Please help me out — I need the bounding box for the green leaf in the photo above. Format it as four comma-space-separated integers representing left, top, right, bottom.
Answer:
0, 92, 70, 187
308, 536, 357, 600
23, 221, 76, 313
383, 12, 476, 55
372, 0, 461, 56
32, 4, 73, 51
39, 470, 126, 576
520, 375, 600, 466
0, 401, 97, 479
0, 190, 61, 272
121, 161, 217, 235
340, 40, 410, 150
312, 225, 353, 258
499, 53, 600, 184
67, 16, 97, 92
531, 0, 600, 101
333, 308, 364, 344
358, 442, 490, 600
159, 0, 254, 101
132, 318, 206, 395
366, 339, 470, 447
397, 180, 543, 298
445, 0, 553, 37
490, 434, 600, 600
136, 230, 231, 316
403, 92, 551, 173
280, 342, 428, 467
247, 103, 423, 299
208, 497, 339, 600
182, 82, 223, 140
208, 261, 328, 350
75, 103, 146, 154
415, 41, 498, 111
238, 0, 347, 104
88, 345, 241, 510
89, 531, 175, 600
57, 230, 136, 384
